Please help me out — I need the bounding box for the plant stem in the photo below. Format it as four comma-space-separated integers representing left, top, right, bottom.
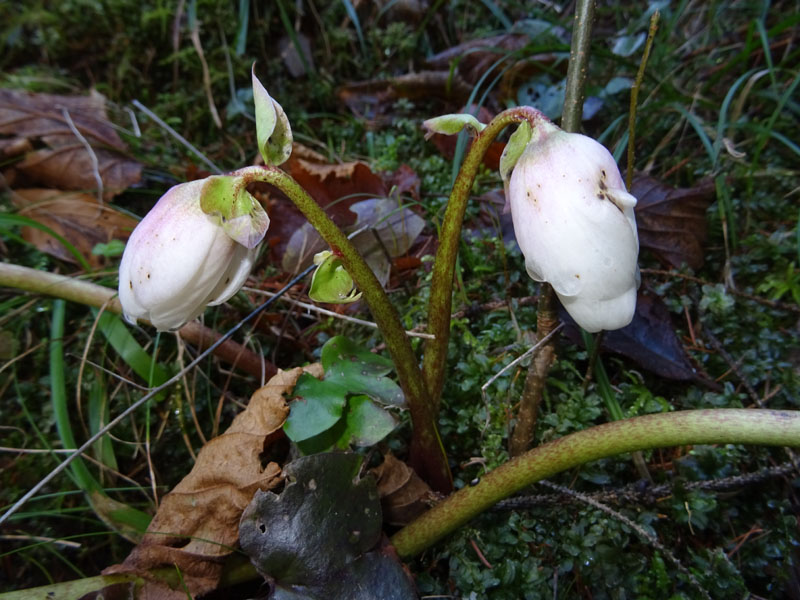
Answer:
421, 107, 548, 409
247, 166, 452, 491
391, 408, 800, 558
561, 0, 595, 133
627, 10, 660, 190
0, 262, 274, 379
509, 0, 595, 454
508, 292, 557, 456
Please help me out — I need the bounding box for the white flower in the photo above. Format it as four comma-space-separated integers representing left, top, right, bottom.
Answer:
508, 120, 639, 332
118, 179, 261, 331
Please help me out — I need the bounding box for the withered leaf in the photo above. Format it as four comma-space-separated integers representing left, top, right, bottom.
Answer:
104, 365, 323, 599
0, 89, 141, 196
372, 453, 434, 526
240, 453, 416, 599
632, 174, 715, 270
12, 189, 137, 268
561, 290, 699, 382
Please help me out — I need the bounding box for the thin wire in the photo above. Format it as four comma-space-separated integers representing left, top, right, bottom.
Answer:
0, 264, 315, 526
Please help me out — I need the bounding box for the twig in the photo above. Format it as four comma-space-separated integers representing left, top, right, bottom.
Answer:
536, 480, 711, 600
481, 323, 564, 403
0, 264, 316, 527
131, 99, 223, 174
493, 462, 798, 509
60, 107, 104, 203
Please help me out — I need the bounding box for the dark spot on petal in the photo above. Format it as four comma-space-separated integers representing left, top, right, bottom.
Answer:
225, 277, 231, 284
601, 169, 607, 177
129, 281, 133, 289
599, 180, 607, 191
146, 273, 151, 279
597, 193, 605, 200
221, 216, 227, 223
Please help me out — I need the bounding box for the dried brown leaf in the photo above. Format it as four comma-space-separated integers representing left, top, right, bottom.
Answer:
104, 365, 323, 599
11, 189, 137, 268
372, 454, 434, 526
633, 174, 716, 270
0, 89, 141, 195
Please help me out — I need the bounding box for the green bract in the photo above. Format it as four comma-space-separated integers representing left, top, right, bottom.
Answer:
422, 113, 486, 139
252, 66, 293, 166
309, 250, 362, 304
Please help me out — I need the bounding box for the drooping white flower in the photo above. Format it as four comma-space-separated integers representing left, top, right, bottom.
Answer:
508, 119, 639, 332
118, 178, 265, 331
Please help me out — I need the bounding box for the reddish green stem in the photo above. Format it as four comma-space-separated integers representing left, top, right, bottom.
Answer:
421, 107, 548, 409
252, 166, 452, 491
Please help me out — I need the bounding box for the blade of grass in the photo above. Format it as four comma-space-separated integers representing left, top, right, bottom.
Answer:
340, 0, 367, 57
0, 214, 91, 271
93, 311, 170, 392
478, 0, 512, 30
50, 300, 101, 494
669, 103, 715, 163
234, 0, 249, 56
275, 0, 314, 75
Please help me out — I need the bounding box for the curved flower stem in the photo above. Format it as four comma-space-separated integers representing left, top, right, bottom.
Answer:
509, 0, 595, 455
391, 408, 800, 558
248, 166, 452, 491
421, 107, 548, 409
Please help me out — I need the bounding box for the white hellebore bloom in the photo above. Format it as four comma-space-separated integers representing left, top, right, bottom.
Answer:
118, 179, 263, 331
509, 120, 639, 332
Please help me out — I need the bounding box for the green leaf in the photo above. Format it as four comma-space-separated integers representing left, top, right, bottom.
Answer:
239, 453, 416, 599
308, 251, 362, 304
341, 395, 397, 447
321, 336, 405, 407
422, 113, 486, 138
283, 373, 348, 442
252, 65, 293, 166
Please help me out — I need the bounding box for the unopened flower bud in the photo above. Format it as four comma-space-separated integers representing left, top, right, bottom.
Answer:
118, 178, 266, 331
508, 120, 639, 332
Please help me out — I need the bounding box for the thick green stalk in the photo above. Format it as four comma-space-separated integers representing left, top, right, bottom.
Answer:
250, 166, 452, 491
421, 107, 548, 408
391, 408, 800, 557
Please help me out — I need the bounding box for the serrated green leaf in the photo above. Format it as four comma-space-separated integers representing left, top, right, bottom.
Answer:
284, 373, 348, 442
341, 395, 397, 447
320, 336, 405, 407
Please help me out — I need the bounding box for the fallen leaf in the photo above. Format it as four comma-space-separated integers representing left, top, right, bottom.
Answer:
560, 290, 704, 382
240, 453, 417, 599
338, 71, 473, 123
372, 453, 434, 526
104, 365, 323, 599
12, 189, 137, 268
632, 174, 716, 270
0, 89, 141, 195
